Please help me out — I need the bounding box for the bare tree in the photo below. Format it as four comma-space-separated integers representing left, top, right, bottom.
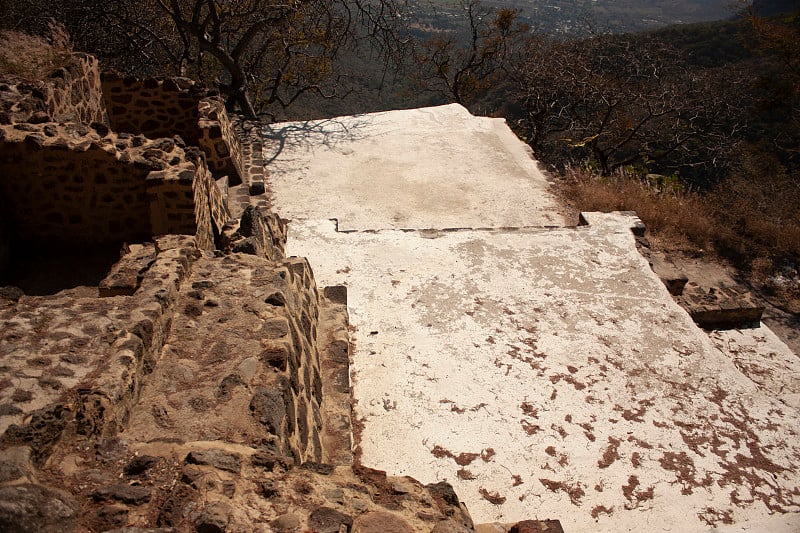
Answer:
412, 0, 527, 107
744, 2, 800, 165
507, 33, 746, 181
2, 0, 409, 118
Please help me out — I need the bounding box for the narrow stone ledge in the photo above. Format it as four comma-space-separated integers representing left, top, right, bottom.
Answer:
678, 283, 765, 329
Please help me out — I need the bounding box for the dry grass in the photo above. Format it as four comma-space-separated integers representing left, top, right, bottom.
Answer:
0, 23, 73, 81
559, 167, 720, 254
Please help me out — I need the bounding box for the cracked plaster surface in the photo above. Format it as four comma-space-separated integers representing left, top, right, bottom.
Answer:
266, 104, 800, 532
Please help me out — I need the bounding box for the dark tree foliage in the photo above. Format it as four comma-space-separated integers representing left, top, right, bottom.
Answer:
505, 33, 748, 183
412, 0, 528, 107
744, 4, 800, 169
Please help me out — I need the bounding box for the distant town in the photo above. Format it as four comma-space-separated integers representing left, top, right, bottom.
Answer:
413, 0, 737, 35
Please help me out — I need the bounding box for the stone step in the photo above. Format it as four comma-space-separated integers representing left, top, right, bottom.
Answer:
123, 253, 326, 463
678, 283, 765, 329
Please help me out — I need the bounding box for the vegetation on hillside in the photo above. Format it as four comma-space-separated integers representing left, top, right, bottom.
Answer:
528, 7, 800, 305
0, 22, 72, 80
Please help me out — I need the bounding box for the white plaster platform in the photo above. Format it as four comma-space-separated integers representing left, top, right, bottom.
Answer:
262, 103, 565, 230
264, 105, 800, 532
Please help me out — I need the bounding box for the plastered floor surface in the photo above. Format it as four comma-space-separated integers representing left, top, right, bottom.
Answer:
264, 105, 800, 532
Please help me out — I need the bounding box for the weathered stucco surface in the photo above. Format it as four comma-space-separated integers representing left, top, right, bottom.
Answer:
263, 103, 566, 231
268, 105, 800, 532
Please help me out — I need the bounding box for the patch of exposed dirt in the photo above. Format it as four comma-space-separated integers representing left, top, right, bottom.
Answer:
539, 478, 585, 505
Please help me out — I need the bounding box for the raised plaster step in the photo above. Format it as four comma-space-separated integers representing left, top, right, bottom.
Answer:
267, 103, 800, 531
285, 216, 800, 531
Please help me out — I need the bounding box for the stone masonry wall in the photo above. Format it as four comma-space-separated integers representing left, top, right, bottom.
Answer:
0, 123, 152, 248
101, 72, 208, 145
146, 145, 229, 251
46, 53, 108, 125
0, 198, 483, 533
102, 74, 245, 184
117, 252, 328, 463
0, 123, 228, 252
198, 97, 245, 184
0, 235, 198, 461
234, 118, 269, 195
0, 53, 108, 126
223, 205, 287, 262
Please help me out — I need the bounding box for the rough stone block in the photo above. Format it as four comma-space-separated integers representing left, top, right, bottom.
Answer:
185, 449, 242, 474
0, 483, 78, 532
678, 284, 765, 329
250, 386, 287, 436
324, 285, 348, 305
509, 520, 565, 533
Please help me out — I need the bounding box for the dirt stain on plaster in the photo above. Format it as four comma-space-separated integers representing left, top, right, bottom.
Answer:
457, 468, 476, 480
621, 475, 654, 509
539, 478, 585, 505
430, 445, 480, 466
478, 487, 506, 505
598, 437, 622, 469
591, 505, 614, 519
698, 507, 735, 527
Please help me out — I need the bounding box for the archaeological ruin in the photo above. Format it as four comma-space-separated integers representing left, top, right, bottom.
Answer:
1, 51, 799, 533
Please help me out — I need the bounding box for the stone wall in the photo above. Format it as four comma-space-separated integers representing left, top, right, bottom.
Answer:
234, 117, 268, 194
46, 53, 108, 125
0, 53, 108, 126
0, 123, 152, 248
102, 74, 245, 184
198, 97, 245, 184
146, 145, 229, 252
0, 123, 228, 255
101, 72, 207, 144
0, 207, 482, 531
0, 236, 198, 458
222, 205, 287, 261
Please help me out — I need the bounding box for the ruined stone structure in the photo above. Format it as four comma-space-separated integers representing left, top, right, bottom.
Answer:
102, 72, 245, 186
0, 53, 107, 127
8, 47, 790, 533
0, 123, 226, 254
0, 53, 521, 533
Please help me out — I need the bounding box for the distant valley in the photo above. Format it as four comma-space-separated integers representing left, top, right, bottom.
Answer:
416, 0, 740, 34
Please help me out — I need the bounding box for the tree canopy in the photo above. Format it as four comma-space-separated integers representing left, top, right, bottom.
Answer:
2, 0, 409, 117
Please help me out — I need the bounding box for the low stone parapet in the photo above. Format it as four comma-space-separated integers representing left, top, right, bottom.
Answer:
0, 235, 199, 464
101, 72, 209, 144
198, 97, 245, 184
0, 53, 108, 126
